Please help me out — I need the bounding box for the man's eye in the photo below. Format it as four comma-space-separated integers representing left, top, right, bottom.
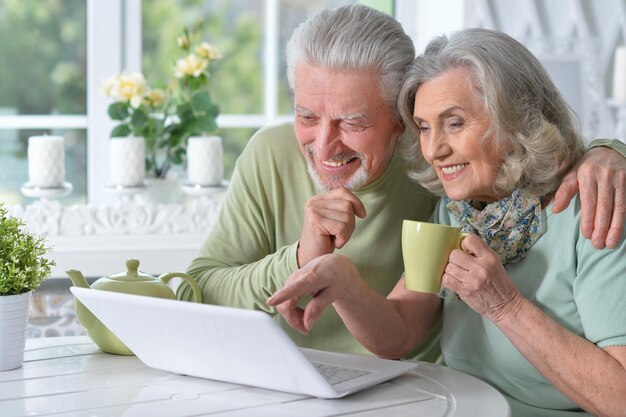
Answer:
298, 115, 316, 124
343, 122, 365, 132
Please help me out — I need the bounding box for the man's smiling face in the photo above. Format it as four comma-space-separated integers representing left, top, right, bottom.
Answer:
293, 63, 403, 191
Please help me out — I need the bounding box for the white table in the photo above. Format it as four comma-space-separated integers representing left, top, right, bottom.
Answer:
1, 337, 511, 417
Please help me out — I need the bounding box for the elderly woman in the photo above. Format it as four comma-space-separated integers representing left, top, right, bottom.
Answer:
267, 28, 626, 417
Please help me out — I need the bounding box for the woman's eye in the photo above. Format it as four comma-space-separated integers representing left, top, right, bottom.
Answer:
446, 118, 464, 130
418, 124, 430, 134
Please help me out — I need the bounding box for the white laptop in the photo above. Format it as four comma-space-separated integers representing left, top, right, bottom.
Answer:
70, 287, 417, 399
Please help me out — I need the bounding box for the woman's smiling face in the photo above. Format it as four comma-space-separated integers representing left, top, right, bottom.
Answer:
413, 67, 503, 202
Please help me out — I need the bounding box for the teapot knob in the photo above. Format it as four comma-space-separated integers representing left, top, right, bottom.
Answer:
126, 259, 140, 276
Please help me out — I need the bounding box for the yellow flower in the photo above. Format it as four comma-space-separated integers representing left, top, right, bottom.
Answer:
103, 72, 146, 108
196, 42, 221, 62
174, 54, 208, 78
177, 34, 189, 49
100, 74, 119, 97
145, 89, 166, 107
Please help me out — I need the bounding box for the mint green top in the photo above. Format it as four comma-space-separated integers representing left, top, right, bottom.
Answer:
178, 122, 440, 358
435, 196, 626, 417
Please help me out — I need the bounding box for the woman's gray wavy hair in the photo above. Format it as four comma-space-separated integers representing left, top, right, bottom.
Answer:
286, 4, 414, 125
398, 28, 585, 197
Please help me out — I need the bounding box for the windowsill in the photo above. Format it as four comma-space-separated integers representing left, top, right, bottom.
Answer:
7, 196, 223, 278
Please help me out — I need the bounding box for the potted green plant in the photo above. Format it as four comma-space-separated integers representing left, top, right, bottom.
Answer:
101, 24, 222, 181
0, 203, 55, 371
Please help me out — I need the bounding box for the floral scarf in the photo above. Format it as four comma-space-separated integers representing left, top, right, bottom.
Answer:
445, 189, 547, 265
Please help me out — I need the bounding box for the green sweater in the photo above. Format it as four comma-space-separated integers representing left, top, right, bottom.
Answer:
178, 122, 439, 358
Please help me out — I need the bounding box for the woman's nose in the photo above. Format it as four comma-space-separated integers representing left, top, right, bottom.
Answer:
425, 131, 450, 162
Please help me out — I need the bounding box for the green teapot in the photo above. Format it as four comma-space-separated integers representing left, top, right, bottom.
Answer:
67, 258, 203, 355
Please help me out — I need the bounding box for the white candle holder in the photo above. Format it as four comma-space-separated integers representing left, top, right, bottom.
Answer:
612, 46, 626, 103
20, 181, 73, 201
181, 180, 228, 200
23, 135, 72, 201
608, 100, 626, 141
104, 183, 148, 202
108, 137, 146, 187
27, 135, 66, 187
186, 136, 224, 187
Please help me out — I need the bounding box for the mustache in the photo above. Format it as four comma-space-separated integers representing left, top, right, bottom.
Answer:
304, 144, 363, 162
303, 144, 369, 191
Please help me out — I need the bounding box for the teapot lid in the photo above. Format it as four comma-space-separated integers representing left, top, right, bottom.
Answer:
108, 259, 156, 282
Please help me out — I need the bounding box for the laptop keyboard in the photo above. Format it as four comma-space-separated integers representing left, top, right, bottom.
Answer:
313, 362, 372, 385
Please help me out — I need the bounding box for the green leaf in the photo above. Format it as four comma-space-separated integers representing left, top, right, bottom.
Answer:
130, 108, 149, 130
195, 115, 218, 133
156, 138, 171, 149
186, 74, 207, 91
164, 123, 179, 134
169, 133, 184, 147
191, 91, 212, 112
207, 103, 219, 118
152, 118, 165, 135
176, 102, 193, 123
171, 150, 184, 164
108, 102, 129, 120
144, 135, 157, 148
110, 124, 131, 138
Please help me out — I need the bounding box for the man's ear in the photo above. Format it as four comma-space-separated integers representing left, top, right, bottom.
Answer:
394, 122, 406, 139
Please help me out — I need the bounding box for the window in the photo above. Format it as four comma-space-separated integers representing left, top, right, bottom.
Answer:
0, 0, 397, 206
0, 0, 87, 205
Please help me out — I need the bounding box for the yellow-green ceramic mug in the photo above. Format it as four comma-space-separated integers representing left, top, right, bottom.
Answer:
402, 220, 469, 293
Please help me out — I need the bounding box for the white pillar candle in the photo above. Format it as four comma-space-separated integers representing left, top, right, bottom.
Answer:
187, 136, 224, 186
28, 135, 65, 188
109, 137, 145, 186
613, 46, 626, 103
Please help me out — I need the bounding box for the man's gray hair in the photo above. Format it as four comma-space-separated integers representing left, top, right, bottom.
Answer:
286, 4, 414, 124
398, 28, 586, 197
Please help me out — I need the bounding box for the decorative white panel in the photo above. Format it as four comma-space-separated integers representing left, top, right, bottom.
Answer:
6, 198, 222, 278
464, 0, 626, 140
8, 199, 220, 236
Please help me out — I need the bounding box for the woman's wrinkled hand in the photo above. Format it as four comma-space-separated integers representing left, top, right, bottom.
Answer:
441, 234, 525, 322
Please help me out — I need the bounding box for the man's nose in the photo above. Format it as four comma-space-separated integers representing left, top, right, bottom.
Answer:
314, 122, 340, 159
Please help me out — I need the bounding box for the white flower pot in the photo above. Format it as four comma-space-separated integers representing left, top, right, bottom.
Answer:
0, 291, 31, 371
144, 171, 182, 204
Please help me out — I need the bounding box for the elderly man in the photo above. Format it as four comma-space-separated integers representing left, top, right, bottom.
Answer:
178, 4, 626, 361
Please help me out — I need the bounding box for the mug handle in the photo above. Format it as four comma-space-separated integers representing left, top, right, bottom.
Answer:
160, 272, 203, 303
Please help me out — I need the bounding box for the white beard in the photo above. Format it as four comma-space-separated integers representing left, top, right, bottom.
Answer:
304, 145, 369, 191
